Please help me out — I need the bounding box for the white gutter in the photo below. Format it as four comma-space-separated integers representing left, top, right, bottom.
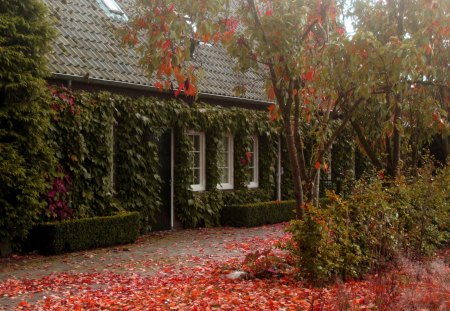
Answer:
277, 135, 282, 201
170, 129, 175, 229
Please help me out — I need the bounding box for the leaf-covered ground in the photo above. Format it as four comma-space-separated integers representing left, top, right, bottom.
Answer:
0, 223, 448, 310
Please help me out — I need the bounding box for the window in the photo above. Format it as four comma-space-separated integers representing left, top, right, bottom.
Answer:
187, 132, 205, 191
247, 135, 259, 188
97, 0, 128, 21
102, 0, 123, 14
217, 135, 233, 190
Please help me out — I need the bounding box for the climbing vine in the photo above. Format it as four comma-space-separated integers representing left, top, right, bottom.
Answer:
47, 87, 117, 220
47, 89, 280, 229
174, 104, 279, 228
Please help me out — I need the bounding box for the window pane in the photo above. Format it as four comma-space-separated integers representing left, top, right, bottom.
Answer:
188, 132, 205, 189
217, 151, 225, 167
193, 168, 200, 184
218, 136, 231, 185
248, 138, 254, 152
193, 135, 200, 151
193, 151, 200, 168
189, 152, 195, 168
247, 136, 257, 185
223, 137, 229, 153
221, 168, 229, 183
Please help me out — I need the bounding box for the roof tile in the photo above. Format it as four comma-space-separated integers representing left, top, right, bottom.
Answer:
43, 0, 268, 102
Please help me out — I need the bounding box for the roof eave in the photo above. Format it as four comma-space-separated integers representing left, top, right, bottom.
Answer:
50, 73, 273, 108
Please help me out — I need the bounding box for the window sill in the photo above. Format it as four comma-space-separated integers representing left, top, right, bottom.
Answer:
217, 183, 233, 190
247, 182, 258, 189
190, 184, 205, 192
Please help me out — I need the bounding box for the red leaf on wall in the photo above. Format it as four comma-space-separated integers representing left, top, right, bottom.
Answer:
154, 81, 164, 92
305, 69, 315, 81
267, 87, 276, 100
314, 161, 321, 170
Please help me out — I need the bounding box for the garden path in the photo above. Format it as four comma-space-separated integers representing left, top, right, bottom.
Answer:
0, 223, 285, 310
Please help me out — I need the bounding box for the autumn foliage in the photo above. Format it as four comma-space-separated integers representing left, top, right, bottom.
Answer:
1, 223, 448, 310
123, 0, 449, 216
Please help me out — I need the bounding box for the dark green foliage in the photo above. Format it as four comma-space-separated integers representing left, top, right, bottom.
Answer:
222, 189, 272, 206
393, 165, 450, 258
46, 89, 279, 230
173, 104, 279, 228
0, 0, 55, 98
280, 135, 294, 200
48, 88, 118, 219
0, 0, 56, 243
221, 200, 296, 227
28, 212, 140, 255
287, 165, 450, 285
115, 97, 176, 232
258, 134, 277, 192
287, 197, 364, 285
174, 126, 200, 227
190, 190, 224, 227
331, 128, 356, 195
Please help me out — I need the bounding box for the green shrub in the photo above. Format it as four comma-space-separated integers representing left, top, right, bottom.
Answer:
394, 165, 450, 258
27, 212, 140, 255
0, 0, 56, 244
221, 200, 296, 227
287, 193, 369, 285
286, 165, 450, 285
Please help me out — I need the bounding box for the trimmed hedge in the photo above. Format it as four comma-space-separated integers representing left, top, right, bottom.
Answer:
221, 200, 296, 227
28, 212, 140, 255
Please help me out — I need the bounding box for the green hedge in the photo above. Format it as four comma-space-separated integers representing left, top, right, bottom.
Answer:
221, 200, 296, 227
28, 212, 140, 255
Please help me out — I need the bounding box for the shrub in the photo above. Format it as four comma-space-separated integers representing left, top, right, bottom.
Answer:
221, 200, 296, 227
286, 165, 450, 285
27, 212, 140, 255
393, 164, 450, 258
0, 0, 56, 244
287, 198, 366, 285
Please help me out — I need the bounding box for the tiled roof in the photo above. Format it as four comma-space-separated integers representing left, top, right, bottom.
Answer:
43, 0, 269, 103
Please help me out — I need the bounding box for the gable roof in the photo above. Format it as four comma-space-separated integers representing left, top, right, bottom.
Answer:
43, 0, 270, 105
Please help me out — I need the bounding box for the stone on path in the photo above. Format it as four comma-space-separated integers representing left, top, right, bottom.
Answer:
225, 270, 249, 280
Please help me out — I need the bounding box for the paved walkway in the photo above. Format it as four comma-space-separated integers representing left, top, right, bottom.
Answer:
0, 224, 286, 310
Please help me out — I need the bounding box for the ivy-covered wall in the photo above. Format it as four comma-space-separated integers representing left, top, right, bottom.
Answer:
47, 88, 280, 231
174, 105, 279, 228
48, 88, 117, 220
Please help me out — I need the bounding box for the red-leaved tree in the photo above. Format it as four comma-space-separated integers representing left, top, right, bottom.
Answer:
121, 0, 449, 217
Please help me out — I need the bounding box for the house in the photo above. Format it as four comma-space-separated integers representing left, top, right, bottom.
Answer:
41, 0, 299, 232
42, 0, 343, 232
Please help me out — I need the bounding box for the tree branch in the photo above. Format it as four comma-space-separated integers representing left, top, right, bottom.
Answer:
351, 120, 384, 171
309, 97, 364, 180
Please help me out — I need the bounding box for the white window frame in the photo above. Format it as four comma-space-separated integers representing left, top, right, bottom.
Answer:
247, 135, 259, 188
102, 0, 124, 14
187, 131, 205, 191
217, 135, 234, 190
97, 0, 128, 21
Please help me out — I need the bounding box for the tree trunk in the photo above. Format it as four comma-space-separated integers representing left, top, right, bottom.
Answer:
313, 169, 320, 207
392, 100, 401, 177
351, 120, 383, 171
282, 115, 305, 218
443, 134, 450, 164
